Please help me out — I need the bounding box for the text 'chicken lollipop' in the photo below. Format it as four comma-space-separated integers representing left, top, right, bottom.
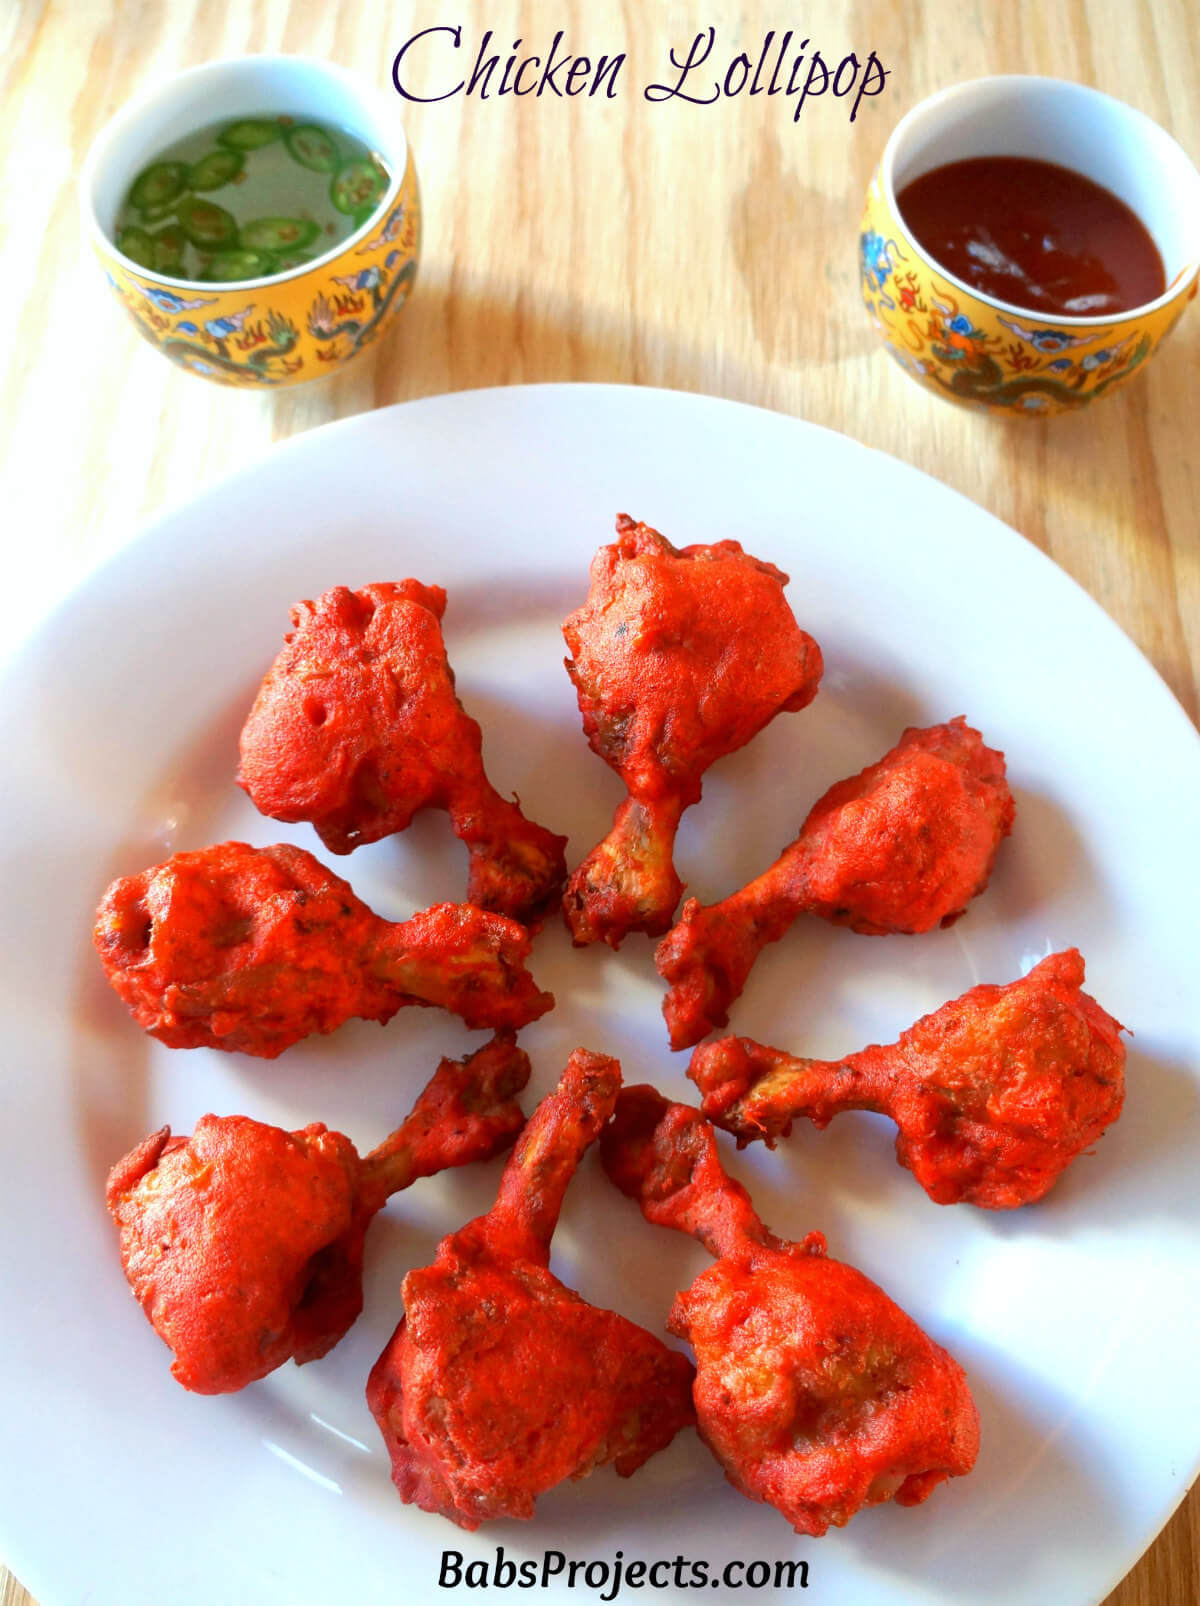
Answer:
562, 515, 823, 948
602, 1088, 979, 1535
367, 1049, 696, 1528
106, 1034, 531, 1393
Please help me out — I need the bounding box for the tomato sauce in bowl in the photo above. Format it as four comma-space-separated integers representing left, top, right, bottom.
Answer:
896, 156, 1166, 317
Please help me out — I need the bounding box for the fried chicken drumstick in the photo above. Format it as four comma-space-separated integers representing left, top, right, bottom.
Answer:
94, 841, 553, 1058
657, 718, 1015, 1048
106, 1034, 531, 1394
562, 515, 823, 948
367, 1049, 696, 1528
602, 1088, 979, 1535
691, 950, 1126, 1208
239, 582, 567, 924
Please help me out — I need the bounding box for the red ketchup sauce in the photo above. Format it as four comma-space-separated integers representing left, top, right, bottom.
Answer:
895, 156, 1166, 317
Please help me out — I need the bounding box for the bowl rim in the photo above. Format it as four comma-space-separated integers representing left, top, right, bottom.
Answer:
79, 53, 411, 294
876, 73, 1200, 328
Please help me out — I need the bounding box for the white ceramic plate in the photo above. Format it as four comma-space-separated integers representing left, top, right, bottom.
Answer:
1, 385, 1197, 1606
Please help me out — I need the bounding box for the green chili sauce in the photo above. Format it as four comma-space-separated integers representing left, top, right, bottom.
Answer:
114, 115, 392, 282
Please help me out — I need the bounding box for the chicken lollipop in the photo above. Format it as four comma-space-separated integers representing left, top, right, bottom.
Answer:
691, 950, 1125, 1208
657, 718, 1014, 1048
367, 1049, 696, 1528
238, 582, 567, 924
94, 841, 552, 1059
602, 1088, 979, 1535
106, 1034, 531, 1394
562, 515, 823, 948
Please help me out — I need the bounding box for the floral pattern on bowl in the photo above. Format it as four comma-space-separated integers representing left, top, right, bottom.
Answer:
860, 165, 1195, 416
96, 153, 420, 388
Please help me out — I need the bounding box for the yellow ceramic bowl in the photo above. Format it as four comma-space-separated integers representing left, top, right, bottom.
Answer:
860, 77, 1200, 416
81, 56, 420, 388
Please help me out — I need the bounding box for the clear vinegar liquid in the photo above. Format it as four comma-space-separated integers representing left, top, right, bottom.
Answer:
113, 114, 392, 283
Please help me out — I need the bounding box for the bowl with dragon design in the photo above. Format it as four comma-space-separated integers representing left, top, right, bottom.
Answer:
860, 76, 1200, 416
81, 55, 421, 388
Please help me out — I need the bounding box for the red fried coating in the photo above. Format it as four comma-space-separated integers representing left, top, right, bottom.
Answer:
601, 1088, 979, 1535
93, 841, 553, 1059
657, 718, 1014, 1048
105, 1034, 531, 1394
561, 515, 823, 948
690, 950, 1126, 1208
367, 1050, 696, 1528
238, 583, 567, 924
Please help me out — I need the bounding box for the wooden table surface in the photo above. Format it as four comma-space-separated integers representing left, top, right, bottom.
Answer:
2, 1, 1197, 1602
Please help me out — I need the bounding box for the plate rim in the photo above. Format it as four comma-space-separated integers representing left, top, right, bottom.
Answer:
1, 381, 1197, 1606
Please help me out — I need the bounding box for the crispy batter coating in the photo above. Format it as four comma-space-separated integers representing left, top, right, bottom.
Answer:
367, 1050, 696, 1528
657, 718, 1015, 1047
105, 1035, 531, 1394
238, 583, 567, 924
602, 1088, 979, 1534
691, 950, 1126, 1208
93, 841, 553, 1058
562, 515, 823, 948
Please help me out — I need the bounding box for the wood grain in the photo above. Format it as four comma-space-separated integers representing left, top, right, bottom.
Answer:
1, 1, 1196, 1602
